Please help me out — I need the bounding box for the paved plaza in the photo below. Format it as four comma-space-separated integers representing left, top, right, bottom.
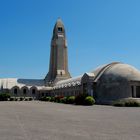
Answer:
0, 101, 140, 140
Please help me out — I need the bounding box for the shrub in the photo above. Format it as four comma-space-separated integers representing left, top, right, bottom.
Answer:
54, 96, 64, 103
67, 96, 75, 104
75, 94, 88, 105
113, 100, 125, 107
29, 97, 33, 101
84, 96, 95, 105
125, 100, 140, 107
10, 97, 14, 101
40, 96, 47, 101
20, 97, 23, 101
46, 97, 51, 101
0, 93, 11, 101
40, 96, 52, 102
55, 96, 60, 103
60, 97, 67, 103
113, 99, 140, 107
50, 97, 55, 102
25, 98, 28, 101
15, 98, 18, 101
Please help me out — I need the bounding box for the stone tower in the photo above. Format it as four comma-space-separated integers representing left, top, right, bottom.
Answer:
45, 18, 71, 86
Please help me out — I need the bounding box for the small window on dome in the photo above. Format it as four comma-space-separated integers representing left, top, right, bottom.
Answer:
58, 27, 63, 32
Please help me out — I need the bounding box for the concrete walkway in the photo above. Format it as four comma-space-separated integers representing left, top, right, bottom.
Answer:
0, 101, 140, 140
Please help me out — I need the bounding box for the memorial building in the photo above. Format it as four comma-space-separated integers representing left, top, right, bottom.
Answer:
1, 19, 140, 104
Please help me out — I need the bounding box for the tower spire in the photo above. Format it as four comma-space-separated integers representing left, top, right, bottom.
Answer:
45, 19, 71, 86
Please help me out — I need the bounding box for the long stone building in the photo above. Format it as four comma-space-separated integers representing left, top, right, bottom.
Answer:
0, 19, 140, 104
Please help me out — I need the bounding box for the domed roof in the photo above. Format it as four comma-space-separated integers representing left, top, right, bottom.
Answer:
105, 63, 140, 81
93, 62, 140, 82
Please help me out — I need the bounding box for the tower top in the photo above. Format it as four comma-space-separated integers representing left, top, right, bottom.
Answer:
53, 18, 65, 39
55, 18, 64, 26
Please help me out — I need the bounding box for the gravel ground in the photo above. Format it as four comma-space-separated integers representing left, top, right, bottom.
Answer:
0, 101, 140, 140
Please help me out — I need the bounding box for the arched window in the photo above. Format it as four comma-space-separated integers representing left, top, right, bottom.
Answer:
32, 89, 36, 94
14, 88, 17, 95
23, 89, 27, 95
12, 86, 20, 96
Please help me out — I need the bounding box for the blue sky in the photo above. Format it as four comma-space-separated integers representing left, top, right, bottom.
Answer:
0, 0, 140, 79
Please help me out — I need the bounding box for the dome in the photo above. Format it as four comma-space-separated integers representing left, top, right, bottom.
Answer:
94, 62, 140, 104
99, 63, 140, 82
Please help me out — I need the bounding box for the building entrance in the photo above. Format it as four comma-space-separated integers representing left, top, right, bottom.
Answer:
136, 86, 140, 98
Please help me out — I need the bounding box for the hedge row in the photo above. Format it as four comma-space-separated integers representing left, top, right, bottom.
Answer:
113, 99, 140, 107
40, 94, 95, 106
0, 93, 10, 101
9, 97, 33, 101
0, 93, 34, 101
